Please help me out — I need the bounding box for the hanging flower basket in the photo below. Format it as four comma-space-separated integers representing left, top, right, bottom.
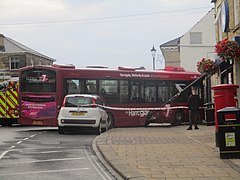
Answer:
197, 58, 217, 74
215, 38, 240, 60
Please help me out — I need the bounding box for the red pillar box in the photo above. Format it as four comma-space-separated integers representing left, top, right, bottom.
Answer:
212, 84, 239, 146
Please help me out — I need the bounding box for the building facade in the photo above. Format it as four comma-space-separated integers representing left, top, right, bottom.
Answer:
0, 34, 55, 81
211, 0, 240, 99
160, 37, 181, 67
180, 9, 216, 72
160, 9, 216, 72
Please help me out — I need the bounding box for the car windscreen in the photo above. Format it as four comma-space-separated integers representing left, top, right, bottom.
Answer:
65, 96, 92, 107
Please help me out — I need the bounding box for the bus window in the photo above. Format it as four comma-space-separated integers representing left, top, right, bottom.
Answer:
130, 81, 144, 103
157, 81, 169, 103
120, 80, 129, 103
172, 81, 190, 102
86, 80, 97, 94
66, 79, 83, 94
99, 80, 118, 103
20, 69, 56, 92
169, 82, 179, 100
145, 82, 156, 102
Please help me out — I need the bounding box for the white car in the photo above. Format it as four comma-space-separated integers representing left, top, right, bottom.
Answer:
58, 94, 108, 134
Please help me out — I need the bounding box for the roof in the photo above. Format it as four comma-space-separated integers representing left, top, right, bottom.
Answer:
160, 36, 182, 47
0, 34, 55, 61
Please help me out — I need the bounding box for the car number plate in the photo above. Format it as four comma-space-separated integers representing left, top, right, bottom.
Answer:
32, 120, 43, 125
71, 112, 86, 116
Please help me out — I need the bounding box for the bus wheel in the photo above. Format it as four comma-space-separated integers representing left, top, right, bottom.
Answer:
58, 126, 65, 134
144, 121, 150, 127
172, 111, 184, 126
107, 113, 114, 129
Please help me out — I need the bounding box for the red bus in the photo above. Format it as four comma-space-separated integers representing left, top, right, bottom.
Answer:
18, 64, 204, 127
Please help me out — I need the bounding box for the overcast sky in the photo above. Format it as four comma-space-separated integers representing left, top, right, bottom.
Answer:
0, 0, 213, 70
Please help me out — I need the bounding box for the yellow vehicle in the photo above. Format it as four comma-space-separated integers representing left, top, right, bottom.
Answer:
0, 79, 19, 126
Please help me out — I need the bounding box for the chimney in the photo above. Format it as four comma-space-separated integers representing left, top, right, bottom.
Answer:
0, 34, 5, 52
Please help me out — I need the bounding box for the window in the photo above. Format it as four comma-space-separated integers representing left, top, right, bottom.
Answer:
190, 32, 202, 44
96, 97, 104, 106
219, 60, 231, 84
144, 82, 156, 102
66, 79, 84, 94
120, 80, 129, 103
172, 82, 189, 103
86, 80, 97, 94
20, 69, 56, 92
10, 57, 20, 70
234, 0, 239, 26
99, 80, 118, 103
130, 81, 144, 103
65, 96, 91, 107
158, 81, 169, 103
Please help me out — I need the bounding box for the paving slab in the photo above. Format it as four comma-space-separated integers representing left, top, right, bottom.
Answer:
94, 125, 240, 179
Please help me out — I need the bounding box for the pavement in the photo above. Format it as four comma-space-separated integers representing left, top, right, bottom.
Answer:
93, 124, 240, 180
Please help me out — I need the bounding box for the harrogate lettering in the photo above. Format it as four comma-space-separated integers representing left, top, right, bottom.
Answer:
127, 110, 149, 117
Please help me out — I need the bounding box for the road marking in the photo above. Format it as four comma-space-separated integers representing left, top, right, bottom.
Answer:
0, 168, 90, 176
29, 150, 64, 154
8, 146, 15, 149
1, 133, 38, 160
25, 157, 86, 163
85, 148, 112, 180
30, 134, 37, 138
1, 157, 86, 164
22, 148, 85, 154
16, 141, 23, 144
0, 150, 10, 159
0, 149, 18, 160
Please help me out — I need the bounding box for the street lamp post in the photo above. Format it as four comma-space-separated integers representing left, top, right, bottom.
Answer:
151, 46, 156, 70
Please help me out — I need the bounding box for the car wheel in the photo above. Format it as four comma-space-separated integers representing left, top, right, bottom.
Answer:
58, 126, 65, 134
172, 111, 184, 126
106, 113, 114, 129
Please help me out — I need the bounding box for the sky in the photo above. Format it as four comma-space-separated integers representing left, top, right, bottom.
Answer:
0, 0, 214, 70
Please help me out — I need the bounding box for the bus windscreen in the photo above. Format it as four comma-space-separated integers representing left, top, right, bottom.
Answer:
20, 69, 56, 92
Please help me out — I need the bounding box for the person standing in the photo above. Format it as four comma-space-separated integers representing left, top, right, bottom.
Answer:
187, 88, 200, 130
